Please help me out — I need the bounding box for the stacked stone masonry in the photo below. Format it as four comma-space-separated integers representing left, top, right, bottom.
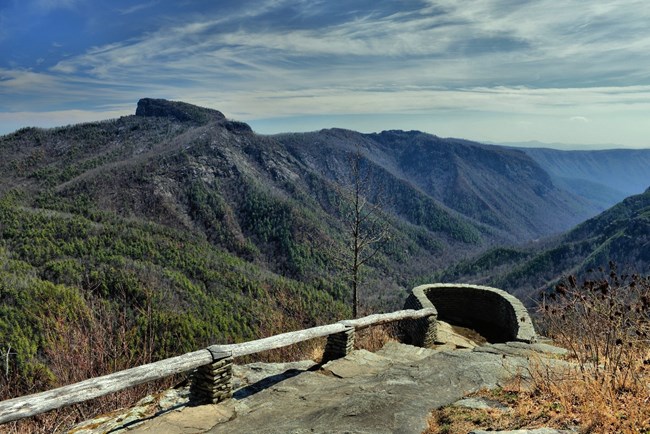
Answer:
322, 327, 355, 362
190, 356, 233, 404
403, 292, 438, 346
405, 284, 536, 344
187, 284, 534, 407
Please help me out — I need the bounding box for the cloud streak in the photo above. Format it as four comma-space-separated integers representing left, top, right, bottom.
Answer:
117, 1, 158, 15
47, 0, 650, 87
1, 0, 650, 147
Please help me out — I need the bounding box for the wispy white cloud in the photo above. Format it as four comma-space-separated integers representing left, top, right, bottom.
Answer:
0, 68, 60, 93
212, 85, 650, 119
47, 0, 650, 90
3, 0, 650, 147
0, 67, 150, 112
117, 1, 158, 15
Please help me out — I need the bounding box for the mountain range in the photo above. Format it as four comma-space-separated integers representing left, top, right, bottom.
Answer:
440, 186, 650, 301
1, 98, 648, 398
519, 147, 650, 211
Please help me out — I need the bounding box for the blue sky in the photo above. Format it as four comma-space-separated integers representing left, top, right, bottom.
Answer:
1, 0, 650, 148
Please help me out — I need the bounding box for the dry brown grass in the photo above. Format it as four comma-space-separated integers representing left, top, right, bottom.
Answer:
238, 337, 328, 365
243, 320, 401, 364
425, 265, 650, 434
354, 323, 400, 352
528, 363, 650, 432
425, 388, 522, 434
0, 293, 178, 434
533, 265, 650, 432
242, 307, 402, 365
426, 362, 650, 434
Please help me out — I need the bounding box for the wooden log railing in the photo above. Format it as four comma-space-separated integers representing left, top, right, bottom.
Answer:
0, 308, 436, 424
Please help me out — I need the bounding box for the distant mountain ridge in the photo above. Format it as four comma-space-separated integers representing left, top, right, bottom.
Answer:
275, 129, 598, 242
1, 98, 648, 406
517, 147, 650, 210
440, 187, 650, 302
0, 99, 609, 320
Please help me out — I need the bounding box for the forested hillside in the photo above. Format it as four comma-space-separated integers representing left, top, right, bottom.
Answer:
440, 187, 650, 302
0, 98, 610, 401
276, 129, 598, 241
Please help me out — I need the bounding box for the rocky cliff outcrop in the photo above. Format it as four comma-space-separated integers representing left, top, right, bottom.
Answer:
135, 98, 226, 124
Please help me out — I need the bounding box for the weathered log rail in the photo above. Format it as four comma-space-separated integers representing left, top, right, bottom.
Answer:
0, 308, 436, 424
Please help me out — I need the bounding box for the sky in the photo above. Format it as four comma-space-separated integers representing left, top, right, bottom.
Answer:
1, 0, 650, 149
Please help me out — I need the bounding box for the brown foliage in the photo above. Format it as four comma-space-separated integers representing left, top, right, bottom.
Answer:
425, 263, 650, 433
540, 263, 650, 391
2, 293, 176, 433
532, 263, 650, 432
354, 323, 399, 353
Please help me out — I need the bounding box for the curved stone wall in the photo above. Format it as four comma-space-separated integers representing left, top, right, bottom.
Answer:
402, 290, 438, 347
405, 283, 536, 343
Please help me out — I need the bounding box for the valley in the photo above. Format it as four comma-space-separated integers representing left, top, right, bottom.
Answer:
0, 98, 648, 415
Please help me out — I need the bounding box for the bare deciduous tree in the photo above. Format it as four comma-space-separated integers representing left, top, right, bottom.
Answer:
344, 146, 390, 318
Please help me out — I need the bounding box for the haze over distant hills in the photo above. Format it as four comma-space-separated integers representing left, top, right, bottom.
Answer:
521, 147, 650, 206
496, 140, 627, 151
275, 129, 599, 242
440, 186, 650, 302
493, 141, 650, 211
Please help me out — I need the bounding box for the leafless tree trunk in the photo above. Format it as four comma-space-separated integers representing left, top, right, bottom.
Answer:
345, 146, 389, 318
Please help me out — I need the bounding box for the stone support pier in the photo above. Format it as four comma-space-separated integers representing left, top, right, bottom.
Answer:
404, 314, 437, 347
322, 326, 355, 362
190, 348, 233, 404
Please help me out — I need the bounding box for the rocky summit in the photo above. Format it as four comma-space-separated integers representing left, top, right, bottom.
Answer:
135, 98, 226, 124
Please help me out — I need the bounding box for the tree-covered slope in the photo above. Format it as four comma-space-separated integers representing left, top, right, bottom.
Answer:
440, 188, 650, 302
0, 189, 350, 394
0, 98, 616, 399
276, 129, 598, 241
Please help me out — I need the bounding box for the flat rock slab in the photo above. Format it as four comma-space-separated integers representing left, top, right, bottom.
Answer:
101, 342, 568, 434
232, 360, 317, 398
374, 341, 440, 362
322, 349, 395, 378
126, 403, 235, 434
505, 342, 569, 356
207, 348, 545, 434
435, 321, 480, 349
453, 397, 512, 411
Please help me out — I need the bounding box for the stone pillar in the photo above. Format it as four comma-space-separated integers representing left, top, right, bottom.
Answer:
403, 291, 438, 347
322, 326, 355, 362
190, 348, 233, 404
417, 314, 437, 347
402, 314, 437, 347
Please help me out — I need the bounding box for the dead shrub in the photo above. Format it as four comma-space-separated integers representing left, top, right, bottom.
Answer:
2, 291, 177, 434
533, 263, 650, 432
539, 262, 649, 391
354, 323, 400, 352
